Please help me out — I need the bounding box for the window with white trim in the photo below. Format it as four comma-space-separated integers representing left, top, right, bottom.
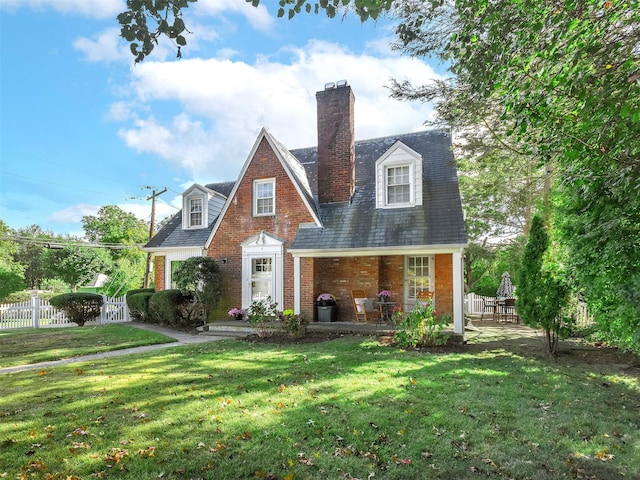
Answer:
170, 260, 184, 289
254, 178, 275, 216
386, 165, 411, 205
189, 197, 203, 227
375, 141, 423, 209
406, 255, 433, 302
182, 185, 209, 230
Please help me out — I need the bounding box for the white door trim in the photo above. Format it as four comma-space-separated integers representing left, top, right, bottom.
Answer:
241, 231, 284, 310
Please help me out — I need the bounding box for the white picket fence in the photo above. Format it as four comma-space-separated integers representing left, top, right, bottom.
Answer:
464, 292, 593, 326
0, 295, 129, 330
465, 293, 494, 315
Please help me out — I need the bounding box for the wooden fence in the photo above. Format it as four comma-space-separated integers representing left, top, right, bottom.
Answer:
0, 295, 129, 330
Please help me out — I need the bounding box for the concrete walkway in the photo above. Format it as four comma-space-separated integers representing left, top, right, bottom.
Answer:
0, 323, 239, 375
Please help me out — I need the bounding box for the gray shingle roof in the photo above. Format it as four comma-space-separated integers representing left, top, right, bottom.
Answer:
144, 183, 232, 249
289, 130, 467, 250
144, 131, 467, 251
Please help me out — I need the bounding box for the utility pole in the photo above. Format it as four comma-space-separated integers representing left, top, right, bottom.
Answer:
143, 187, 167, 288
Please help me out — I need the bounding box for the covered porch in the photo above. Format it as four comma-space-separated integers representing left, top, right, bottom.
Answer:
290, 247, 466, 339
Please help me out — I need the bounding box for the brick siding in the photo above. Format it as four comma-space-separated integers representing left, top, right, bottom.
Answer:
207, 136, 316, 319
316, 85, 355, 203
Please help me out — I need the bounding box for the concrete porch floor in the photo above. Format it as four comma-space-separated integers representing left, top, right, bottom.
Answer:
199, 315, 538, 344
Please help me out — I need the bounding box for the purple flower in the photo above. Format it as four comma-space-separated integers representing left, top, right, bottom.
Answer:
378, 290, 392, 298
228, 308, 246, 317
316, 293, 335, 302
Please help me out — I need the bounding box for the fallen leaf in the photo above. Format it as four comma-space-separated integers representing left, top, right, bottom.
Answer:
103, 448, 128, 464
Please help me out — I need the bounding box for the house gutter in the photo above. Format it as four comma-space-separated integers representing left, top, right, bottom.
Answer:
288, 244, 468, 258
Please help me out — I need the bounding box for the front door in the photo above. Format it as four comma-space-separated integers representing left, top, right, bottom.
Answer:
251, 257, 273, 302
241, 231, 284, 310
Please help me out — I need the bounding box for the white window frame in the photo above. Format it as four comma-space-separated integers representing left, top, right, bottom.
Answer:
170, 260, 184, 289
253, 178, 275, 216
188, 197, 203, 227
386, 164, 412, 205
182, 186, 209, 230
404, 255, 434, 308
375, 141, 423, 209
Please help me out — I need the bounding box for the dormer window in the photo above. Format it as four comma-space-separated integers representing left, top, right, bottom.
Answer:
254, 178, 275, 216
182, 184, 210, 230
376, 141, 423, 209
189, 197, 203, 227
386, 165, 411, 205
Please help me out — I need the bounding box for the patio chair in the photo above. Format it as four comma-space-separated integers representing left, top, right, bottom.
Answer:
480, 296, 498, 321
502, 298, 518, 323
416, 290, 434, 308
351, 289, 380, 323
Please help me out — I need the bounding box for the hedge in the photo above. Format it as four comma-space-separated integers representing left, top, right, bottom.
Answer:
49, 293, 103, 327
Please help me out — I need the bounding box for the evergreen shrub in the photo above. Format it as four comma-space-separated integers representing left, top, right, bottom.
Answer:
127, 291, 155, 322
49, 293, 103, 327
148, 289, 201, 329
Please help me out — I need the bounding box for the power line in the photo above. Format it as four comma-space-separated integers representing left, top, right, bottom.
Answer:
1, 235, 144, 250
6, 149, 143, 190
0, 170, 113, 196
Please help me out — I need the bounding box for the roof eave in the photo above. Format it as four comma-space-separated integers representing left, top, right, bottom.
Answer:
288, 243, 468, 258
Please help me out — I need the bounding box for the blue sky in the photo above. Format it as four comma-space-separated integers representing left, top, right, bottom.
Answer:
0, 0, 442, 237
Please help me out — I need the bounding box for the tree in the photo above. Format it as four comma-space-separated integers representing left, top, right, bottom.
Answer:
117, 0, 393, 62
0, 220, 25, 300
517, 215, 568, 356
13, 225, 51, 290
44, 246, 112, 292
82, 205, 149, 294
390, 0, 639, 348
82, 205, 148, 246
173, 256, 223, 323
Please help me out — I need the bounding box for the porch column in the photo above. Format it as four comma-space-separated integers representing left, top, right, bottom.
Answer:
452, 250, 464, 338
293, 256, 301, 314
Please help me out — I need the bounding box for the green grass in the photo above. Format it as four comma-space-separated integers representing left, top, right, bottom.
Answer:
1, 337, 638, 479
0, 325, 177, 367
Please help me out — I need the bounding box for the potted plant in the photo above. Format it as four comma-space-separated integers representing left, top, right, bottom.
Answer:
378, 290, 393, 302
228, 307, 246, 321
316, 293, 338, 322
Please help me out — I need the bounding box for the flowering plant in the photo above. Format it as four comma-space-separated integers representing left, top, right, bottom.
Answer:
316, 293, 335, 302
316, 293, 336, 306
228, 308, 246, 317
378, 290, 393, 298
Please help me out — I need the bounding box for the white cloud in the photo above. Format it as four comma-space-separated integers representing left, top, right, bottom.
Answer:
73, 27, 129, 63
116, 201, 175, 224
0, 0, 124, 18
49, 204, 101, 224
114, 40, 442, 183
194, 0, 273, 32
105, 101, 137, 122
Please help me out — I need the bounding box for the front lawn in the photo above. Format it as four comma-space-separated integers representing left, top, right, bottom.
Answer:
0, 325, 176, 368
1, 337, 638, 479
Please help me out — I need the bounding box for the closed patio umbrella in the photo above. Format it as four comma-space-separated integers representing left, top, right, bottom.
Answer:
496, 271, 515, 298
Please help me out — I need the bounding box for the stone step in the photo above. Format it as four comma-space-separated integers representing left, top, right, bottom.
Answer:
199, 320, 395, 337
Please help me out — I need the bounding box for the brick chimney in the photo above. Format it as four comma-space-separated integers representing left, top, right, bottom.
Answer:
316, 81, 355, 204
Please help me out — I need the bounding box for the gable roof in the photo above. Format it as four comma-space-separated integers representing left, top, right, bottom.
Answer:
289, 129, 467, 253
204, 128, 321, 248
